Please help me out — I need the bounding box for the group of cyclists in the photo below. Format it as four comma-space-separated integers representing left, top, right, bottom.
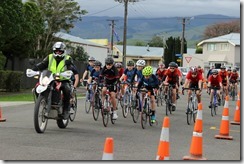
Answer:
32, 41, 240, 122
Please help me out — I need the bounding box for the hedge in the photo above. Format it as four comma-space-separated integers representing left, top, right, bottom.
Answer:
0, 70, 23, 92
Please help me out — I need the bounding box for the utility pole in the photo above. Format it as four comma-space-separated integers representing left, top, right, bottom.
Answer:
178, 17, 190, 66
115, 0, 139, 67
107, 19, 117, 57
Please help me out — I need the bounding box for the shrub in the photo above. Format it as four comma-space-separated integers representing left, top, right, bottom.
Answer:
0, 70, 23, 92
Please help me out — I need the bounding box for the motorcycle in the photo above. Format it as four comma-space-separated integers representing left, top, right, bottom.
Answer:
26, 68, 73, 133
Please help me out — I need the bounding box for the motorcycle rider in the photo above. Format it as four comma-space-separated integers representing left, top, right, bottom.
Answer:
32, 42, 74, 119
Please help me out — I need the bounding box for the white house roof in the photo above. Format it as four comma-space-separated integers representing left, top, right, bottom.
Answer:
54, 32, 107, 48
197, 33, 240, 46
115, 45, 164, 57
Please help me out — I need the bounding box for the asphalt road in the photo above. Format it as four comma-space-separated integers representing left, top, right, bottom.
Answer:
0, 90, 241, 161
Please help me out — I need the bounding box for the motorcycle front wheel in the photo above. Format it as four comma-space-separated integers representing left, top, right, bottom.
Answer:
34, 95, 48, 133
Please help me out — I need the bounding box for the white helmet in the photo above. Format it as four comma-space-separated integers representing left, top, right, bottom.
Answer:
53, 42, 66, 58
136, 59, 146, 66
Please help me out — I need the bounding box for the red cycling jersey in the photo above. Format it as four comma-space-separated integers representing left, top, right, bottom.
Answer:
156, 68, 167, 80
218, 70, 228, 84
208, 74, 222, 87
229, 72, 239, 83
186, 71, 203, 84
165, 69, 179, 84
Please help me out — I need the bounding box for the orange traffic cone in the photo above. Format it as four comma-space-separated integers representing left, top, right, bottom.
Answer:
156, 116, 170, 160
183, 103, 206, 160
231, 92, 240, 125
215, 96, 233, 140
0, 106, 6, 122
102, 137, 114, 160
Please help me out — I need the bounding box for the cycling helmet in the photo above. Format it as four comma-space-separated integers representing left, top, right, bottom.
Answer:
212, 69, 218, 74
105, 57, 114, 65
220, 65, 226, 69
127, 60, 135, 66
115, 62, 122, 68
158, 62, 165, 68
233, 69, 237, 72
197, 65, 201, 68
94, 60, 102, 67
142, 66, 153, 76
53, 42, 66, 58
227, 68, 231, 71
169, 62, 177, 68
88, 57, 95, 61
190, 66, 197, 73
136, 59, 146, 67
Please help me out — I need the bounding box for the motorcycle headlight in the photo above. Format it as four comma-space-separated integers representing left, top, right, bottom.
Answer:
40, 76, 50, 86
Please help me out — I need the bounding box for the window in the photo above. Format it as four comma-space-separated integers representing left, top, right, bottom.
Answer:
207, 43, 216, 51
220, 43, 229, 51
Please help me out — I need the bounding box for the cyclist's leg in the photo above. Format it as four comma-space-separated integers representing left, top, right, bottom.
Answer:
196, 90, 201, 103
101, 86, 107, 106
209, 89, 214, 108
217, 89, 221, 104
109, 86, 118, 119
150, 93, 156, 123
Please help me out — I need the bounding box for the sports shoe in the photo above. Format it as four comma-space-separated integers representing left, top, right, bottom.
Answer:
151, 115, 156, 123
208, 102, 212, 108
112, 111, 118, 119
176, 94, 180, 100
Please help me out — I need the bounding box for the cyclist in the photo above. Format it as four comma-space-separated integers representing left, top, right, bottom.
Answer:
134, 59, 146, 83
229, 69, 239, 96
163, 62, 180, 111
182, 66, 203, 113
115, 62, 124, 78
87, 60, 103, 98
227, 67, 232, 78
32, 42, 74, 119
207, 65, 215, 79
80, 56, 96, 83
136, 66, 159, 123
207, 69, 223, 108
119, 60, 137, 95
99, 57, 119, 119
156, 62, 167, 85
218, 65, 229, 96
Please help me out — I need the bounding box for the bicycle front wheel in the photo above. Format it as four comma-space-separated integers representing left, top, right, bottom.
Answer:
186, 100, 193, 125
92, 94, 100, 121
85, 91, 91, 113
132, 99, 140, 123
122, 93, 129, 118
69, 93, 77, 122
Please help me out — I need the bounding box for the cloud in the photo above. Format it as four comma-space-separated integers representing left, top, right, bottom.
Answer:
77, 0, 240, 18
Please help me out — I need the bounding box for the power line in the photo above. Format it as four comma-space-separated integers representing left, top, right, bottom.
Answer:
83, 4, 122, 17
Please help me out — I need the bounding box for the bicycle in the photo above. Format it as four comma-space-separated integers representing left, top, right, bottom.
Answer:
116, 82, 124, 109
69, 85, 77, 122
85, 83, 94, 114
121, 81, 136, 118
140, 89, 158, 129
91, 82, 102, 121
208, 86, 220, 117
229, 81, 236, 101
101, 84, 116, 127
182, 87, 199, 125
156, 85, 164, 107
164, 84, 175, 116
221, 86, 227, 106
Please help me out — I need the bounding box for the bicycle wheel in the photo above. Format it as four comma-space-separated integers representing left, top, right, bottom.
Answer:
141, 100, 147, 129
221, 91, 225, 106
110, 110, 116, 124
231, 88, 235, 101
92, 93, 100, 121
122, 93, 129, 118
132, 99, 140, 123
192, 98, 198, 123
69, 93, 77, 122
187, 99, 193, 125
85, 91, 91, 113
148, 108, 153, 127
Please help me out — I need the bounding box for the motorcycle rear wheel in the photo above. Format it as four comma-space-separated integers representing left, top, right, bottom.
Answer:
34, 95, 48, 133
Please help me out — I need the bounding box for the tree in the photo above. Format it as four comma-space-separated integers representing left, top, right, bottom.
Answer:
148, 36, 164, 47
30, 0, 87, 58
69, 45, 89, 62
164, 37, 185, 67
203, 20, 240, 39
0, 0, 45, 70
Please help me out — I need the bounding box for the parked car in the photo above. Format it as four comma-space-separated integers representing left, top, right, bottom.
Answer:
178, 67, 189, 85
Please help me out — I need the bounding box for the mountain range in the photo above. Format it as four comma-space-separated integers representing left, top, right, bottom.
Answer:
69, 14, 239, 48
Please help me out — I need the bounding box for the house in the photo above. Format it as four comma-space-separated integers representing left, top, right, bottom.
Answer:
54, 32, 109, 64
197, 33, 240, 70
113, 45, 164, 67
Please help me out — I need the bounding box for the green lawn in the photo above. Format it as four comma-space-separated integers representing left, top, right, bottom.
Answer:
0, 91, 85, 101
0, 92, 34, 101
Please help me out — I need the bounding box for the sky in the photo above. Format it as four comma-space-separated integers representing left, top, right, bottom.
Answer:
77, 0, 241, 18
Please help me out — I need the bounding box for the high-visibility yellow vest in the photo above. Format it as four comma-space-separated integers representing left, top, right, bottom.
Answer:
48, 54, 71, 81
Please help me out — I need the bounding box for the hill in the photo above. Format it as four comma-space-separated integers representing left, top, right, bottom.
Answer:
69, 14, 239, 48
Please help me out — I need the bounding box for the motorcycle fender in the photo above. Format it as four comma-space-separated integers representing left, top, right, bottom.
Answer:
36, 85, 48, 94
